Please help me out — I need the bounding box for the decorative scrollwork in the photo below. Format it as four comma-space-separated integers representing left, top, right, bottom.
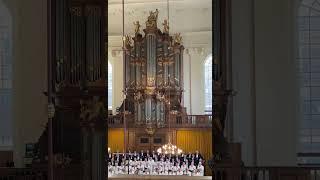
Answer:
80, 96, 106, 123
85, 6, 101, 16
48, 103, 55, 119
53, 153, 72, 168
123, 35, 132, 48
134, 91, 143, 101
70, 7, 82, 16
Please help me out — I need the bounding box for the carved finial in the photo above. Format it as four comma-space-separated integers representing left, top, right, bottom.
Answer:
162, 19, 169, 33
133, 21, 141, 34
174, 33, 182, 44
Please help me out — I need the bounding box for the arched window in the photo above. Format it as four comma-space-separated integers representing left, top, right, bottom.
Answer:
204, 54, 212, 114
297, 0, 320, 164
0, 0, 12, 148
108, 61, 112, 109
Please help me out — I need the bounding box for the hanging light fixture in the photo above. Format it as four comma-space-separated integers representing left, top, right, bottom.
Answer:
157, 140, 183, 155
156, 73, 183, 155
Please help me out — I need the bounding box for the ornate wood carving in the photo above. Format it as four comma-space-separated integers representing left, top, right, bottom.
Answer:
119, 10, 185, 132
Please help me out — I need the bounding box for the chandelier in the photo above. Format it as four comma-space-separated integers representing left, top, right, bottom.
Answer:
157, 139, 183, 155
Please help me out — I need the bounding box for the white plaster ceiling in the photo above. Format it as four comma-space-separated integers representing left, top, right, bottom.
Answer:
107, 0, 212, 36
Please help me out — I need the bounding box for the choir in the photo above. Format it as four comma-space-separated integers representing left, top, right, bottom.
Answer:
107, 150, 205, 176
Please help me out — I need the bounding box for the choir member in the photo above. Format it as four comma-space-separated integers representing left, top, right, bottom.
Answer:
140, 150, 146, 161
197, 161, 205, 176
188, 161, 196, 175
107, 150, 205, 176
194, 150, 203, 165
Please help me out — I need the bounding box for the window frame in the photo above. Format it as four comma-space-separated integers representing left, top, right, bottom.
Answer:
204, 54, 213, 114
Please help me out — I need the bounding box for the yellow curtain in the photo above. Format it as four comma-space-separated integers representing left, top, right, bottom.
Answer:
176, 130, 213, 175
107, 128, 124, 153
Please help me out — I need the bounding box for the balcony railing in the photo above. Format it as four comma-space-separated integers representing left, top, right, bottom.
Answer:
107, 114, 212, 128
213, 166, 320, 180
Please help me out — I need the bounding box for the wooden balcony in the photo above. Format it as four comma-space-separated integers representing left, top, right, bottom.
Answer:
107, 114, 213, 129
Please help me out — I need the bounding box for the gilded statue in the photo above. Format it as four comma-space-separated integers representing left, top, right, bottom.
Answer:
123, 35, 132, 47
162, 19, 169, 33
174, 33, 182, 44
146, 9, 159, 28
133, 21, 141, 34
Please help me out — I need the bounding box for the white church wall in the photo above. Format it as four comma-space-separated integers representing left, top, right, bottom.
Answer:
231, 0, 255, 166
254, 0, 298, 166
232, 0, 299, 166
3, 0, 48, 167
108, 48, 124, 114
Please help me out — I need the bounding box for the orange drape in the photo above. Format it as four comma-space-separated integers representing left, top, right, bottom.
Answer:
107, 129, 213, 161
107, 128, 124, 153
176, 130, 213, 161
176, 130, 213, 175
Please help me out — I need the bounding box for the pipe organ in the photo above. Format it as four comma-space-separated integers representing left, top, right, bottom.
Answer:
121, 9, 185, 130
55, 0, 105, 88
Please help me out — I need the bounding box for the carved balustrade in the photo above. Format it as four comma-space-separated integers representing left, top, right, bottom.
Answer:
107, 114, 212, 129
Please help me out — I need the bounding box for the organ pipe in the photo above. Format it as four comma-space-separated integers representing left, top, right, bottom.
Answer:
122, 10, 184, 128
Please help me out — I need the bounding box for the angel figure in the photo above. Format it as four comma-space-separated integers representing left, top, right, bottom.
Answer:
133, 21, 141, 34
149, 9, 159, 21
162, 19, 169, 33
174, 33, 182, 44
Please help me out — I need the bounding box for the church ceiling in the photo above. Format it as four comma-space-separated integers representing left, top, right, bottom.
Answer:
107, 0, 212, 49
